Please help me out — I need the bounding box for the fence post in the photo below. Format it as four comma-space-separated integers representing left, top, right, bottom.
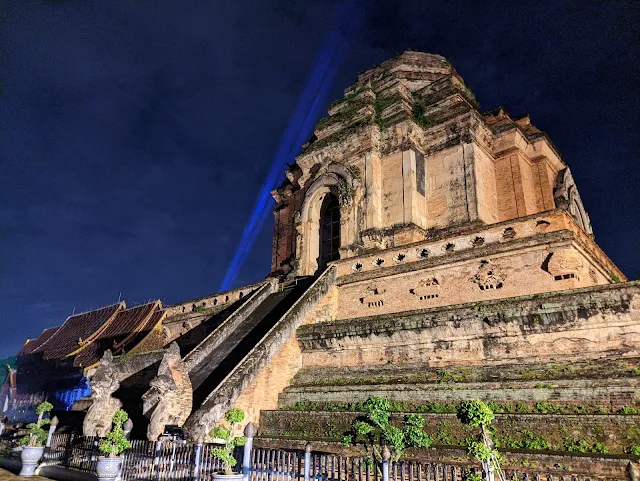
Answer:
303, 443, 312, 481
64, 432, 75, 468
193, 442, 203, 481
381, 446, 390, 481
46, 416, 59, 448
481, 459, 494, 481
153, 440, 163, 481
242, 423, 257, 481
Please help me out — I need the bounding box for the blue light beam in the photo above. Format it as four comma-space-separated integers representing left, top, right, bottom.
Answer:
219, 0, 362, 290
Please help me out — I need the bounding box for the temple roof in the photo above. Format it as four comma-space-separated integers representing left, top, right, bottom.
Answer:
72, 301, 163, 368
17, 326, 60, 356
115, 307, 166, 355
32, 302, 124, 360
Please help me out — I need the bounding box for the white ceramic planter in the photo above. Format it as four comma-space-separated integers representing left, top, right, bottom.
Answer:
212, 473, 243, 481
19, 446, 44, 476
96, 456, 123, 481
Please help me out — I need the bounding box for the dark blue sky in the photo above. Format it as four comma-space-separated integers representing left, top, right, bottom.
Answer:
1, 0, 639, 358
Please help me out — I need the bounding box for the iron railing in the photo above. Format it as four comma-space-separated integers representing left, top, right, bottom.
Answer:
0, 431, 622, 481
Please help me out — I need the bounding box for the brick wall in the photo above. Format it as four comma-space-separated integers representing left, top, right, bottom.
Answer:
231, 335, 303, 425
297, 282, 640, 368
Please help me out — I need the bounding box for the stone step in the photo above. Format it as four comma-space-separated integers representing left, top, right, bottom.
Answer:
259, 409, 640, 457
278, 380, 640, 412
289, 357, 640, 387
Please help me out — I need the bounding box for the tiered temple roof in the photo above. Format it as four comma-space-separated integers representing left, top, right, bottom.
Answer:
32, 302, 124, 360
17, 326, 60, 356
19, 300, 166, 371
72, 301, 165, 368
116, 307, 166, 355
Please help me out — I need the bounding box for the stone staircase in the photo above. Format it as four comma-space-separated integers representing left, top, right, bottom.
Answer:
189, 280, 313, 407
183, 266, 337, 439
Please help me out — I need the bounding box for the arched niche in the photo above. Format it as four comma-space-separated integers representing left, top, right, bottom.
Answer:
296, 164, 361, 276
553, 168, 593, 236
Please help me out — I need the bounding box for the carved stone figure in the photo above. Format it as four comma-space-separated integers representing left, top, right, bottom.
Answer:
359, 284, 385, 308
410, 277, 440, 301
83, 351, 122, 437
470, 260, 506, 291
146, 342, 193, 441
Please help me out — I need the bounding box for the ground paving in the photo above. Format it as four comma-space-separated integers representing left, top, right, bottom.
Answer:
0, 468, 53, 481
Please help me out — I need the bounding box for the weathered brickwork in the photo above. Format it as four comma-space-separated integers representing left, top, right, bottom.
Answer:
231, 284, 341, 424
297, 282, 640, 368
259, 410, 640, 456
332, 210, 613, 280
269, 52, 592, 280
162, 282, 263, 343
231, 335, 303, 426
333, 237, 602, 321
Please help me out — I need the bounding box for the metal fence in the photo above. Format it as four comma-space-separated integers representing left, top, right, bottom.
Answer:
0, 430, 621, 481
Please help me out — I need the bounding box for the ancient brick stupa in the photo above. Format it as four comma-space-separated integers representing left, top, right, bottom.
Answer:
15, 52, 639, 475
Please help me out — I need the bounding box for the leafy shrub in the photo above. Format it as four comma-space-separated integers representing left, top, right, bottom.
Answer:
210, 408, 246, 475
436, 368, 471, 384
457, 400, 502, 477
466, 441, 494, 462
416, 401, 456, 413
342, 397, 432, 462
462, 473, 483, 481
456, 400, 494, 428
20, 402, 53, 447
534, 401, 561, 414
618, 406, 638, 414
535, 383, 553, 389
98, 410, 131, 457
563, 437, 608, 454
503, 430, 550, 451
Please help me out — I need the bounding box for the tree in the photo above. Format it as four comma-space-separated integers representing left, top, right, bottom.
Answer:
20, 401, 53, 447
342, 397, 432, 463
456, 400, 504, 481
98, 410, 132, 457
210, 408, 246, 475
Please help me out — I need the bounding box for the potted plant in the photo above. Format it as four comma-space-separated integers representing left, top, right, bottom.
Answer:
19, 401, 53, 476
210, 408, 246, 481
96, 409, 131, 481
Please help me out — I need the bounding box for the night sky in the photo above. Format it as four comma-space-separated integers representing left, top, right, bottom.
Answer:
1, 1, 639, 358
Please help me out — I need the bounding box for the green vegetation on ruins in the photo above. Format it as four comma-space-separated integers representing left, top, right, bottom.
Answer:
270, 396, 640, 455
282, 399, 640, 416
289, 358, 640, 388
341, 397, 432, 463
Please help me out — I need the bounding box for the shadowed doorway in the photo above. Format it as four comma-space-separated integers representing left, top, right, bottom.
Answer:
317, 193, 340, 274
